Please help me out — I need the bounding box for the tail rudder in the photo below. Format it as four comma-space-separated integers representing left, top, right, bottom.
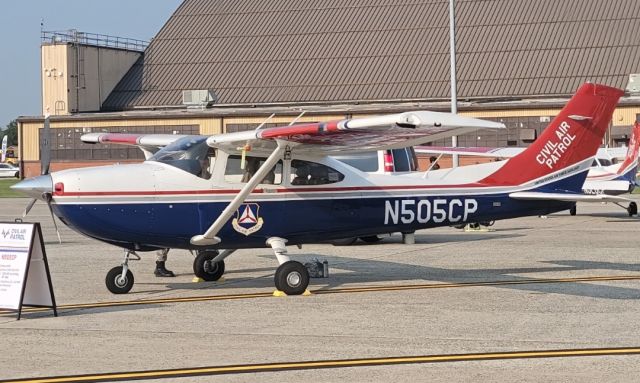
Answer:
480, 83, 623, 188
616, 121, 640, 176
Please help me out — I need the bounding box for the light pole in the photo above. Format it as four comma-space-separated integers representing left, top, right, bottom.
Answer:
449, 0, 459, 167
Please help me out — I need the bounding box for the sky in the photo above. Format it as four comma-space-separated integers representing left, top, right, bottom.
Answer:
0, 1, 183, 129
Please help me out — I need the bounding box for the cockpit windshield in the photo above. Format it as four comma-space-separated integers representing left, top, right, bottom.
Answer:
148, 136, 213, 178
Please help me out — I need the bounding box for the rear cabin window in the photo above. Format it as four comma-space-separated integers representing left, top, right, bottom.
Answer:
596, 158, 613, 166
333, 152, 379, 172
391, 149, 411, 171
224, 155, 283, 185
290, 160, 344, 185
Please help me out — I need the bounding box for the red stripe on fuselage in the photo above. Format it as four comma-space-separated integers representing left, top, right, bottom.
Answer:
55, 183, 493, 197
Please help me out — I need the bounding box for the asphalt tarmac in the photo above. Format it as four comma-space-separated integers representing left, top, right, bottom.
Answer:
1, 197, 640, 382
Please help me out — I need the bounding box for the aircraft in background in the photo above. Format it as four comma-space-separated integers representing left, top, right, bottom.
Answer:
416, 121, 640, 216
12, 83, 624, 295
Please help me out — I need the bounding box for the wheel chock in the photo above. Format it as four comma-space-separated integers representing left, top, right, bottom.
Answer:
192, 277, 226, 283
273, 289, 311, 297
463, 225, 494, 232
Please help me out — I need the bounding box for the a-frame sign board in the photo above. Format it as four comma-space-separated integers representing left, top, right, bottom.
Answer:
0, 222, 57, 320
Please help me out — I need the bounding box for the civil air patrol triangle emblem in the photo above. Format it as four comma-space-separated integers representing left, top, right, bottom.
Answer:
232, 203, 264, 236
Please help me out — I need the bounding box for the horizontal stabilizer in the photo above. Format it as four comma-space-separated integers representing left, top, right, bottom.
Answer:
509, 191, 631, 203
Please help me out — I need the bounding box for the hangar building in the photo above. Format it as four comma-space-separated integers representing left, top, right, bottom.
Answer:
17, 0, 640, 177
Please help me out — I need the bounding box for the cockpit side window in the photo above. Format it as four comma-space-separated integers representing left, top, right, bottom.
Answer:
149, 136, 215, 179
290, 160, 344, 185
200, 148, 215, 180
224, 155, 283, 185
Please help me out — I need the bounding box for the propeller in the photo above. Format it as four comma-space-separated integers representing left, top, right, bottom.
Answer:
43, 192, 62, 244
20, 114, 61, 243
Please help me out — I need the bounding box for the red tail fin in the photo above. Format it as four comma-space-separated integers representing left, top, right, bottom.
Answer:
616, 121, 640, 174
481, 83, 623, 186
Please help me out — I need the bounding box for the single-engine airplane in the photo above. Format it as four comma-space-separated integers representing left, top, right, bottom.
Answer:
13, 83, 623, 295
416, 121, 640, 216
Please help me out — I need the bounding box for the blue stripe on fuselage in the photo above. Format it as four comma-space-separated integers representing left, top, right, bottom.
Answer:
52, 194, 574, 251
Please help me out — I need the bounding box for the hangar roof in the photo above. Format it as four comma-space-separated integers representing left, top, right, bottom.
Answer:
103, 0, 640, 111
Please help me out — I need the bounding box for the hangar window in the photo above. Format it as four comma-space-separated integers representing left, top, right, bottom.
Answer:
290, 160, 344, 185
224, 155, 283, 185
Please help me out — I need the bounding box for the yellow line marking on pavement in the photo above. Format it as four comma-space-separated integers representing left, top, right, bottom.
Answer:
1, 275, 639, 315
2, 347, 640, 382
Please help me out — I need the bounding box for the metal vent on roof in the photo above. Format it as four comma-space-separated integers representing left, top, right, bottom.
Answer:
182, 89, 217, 107
625, 74, 640, 94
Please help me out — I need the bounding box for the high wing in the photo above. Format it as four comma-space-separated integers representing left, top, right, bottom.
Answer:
81, 133, 188, 159
188, 111, 504, 246
416, 146, 626, 160
509, 192, 631, 203
207, 111, 505, 154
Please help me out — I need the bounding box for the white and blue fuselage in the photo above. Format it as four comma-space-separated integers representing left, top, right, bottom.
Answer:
47, 153, 584, 251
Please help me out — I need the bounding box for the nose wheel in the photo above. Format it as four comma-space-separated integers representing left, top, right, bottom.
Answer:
105, 267, 134, 294
105, 250, 139, 294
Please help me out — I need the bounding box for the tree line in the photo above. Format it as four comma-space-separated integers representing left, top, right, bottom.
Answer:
0, 120, 17, 146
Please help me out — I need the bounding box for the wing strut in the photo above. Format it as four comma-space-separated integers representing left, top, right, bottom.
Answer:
190, 142, 287, 246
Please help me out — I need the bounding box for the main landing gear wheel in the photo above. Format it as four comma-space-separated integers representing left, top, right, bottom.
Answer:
360, 235, 382, 243
330, 237, 358, 246
105, 267, 134, 294
569, 206, 577, 216
193, 250, 225, 281
274, 261, 309, 296
628, 202, 638, 217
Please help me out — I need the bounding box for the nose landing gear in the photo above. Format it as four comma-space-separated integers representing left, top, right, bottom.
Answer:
105, 250, 140, 294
